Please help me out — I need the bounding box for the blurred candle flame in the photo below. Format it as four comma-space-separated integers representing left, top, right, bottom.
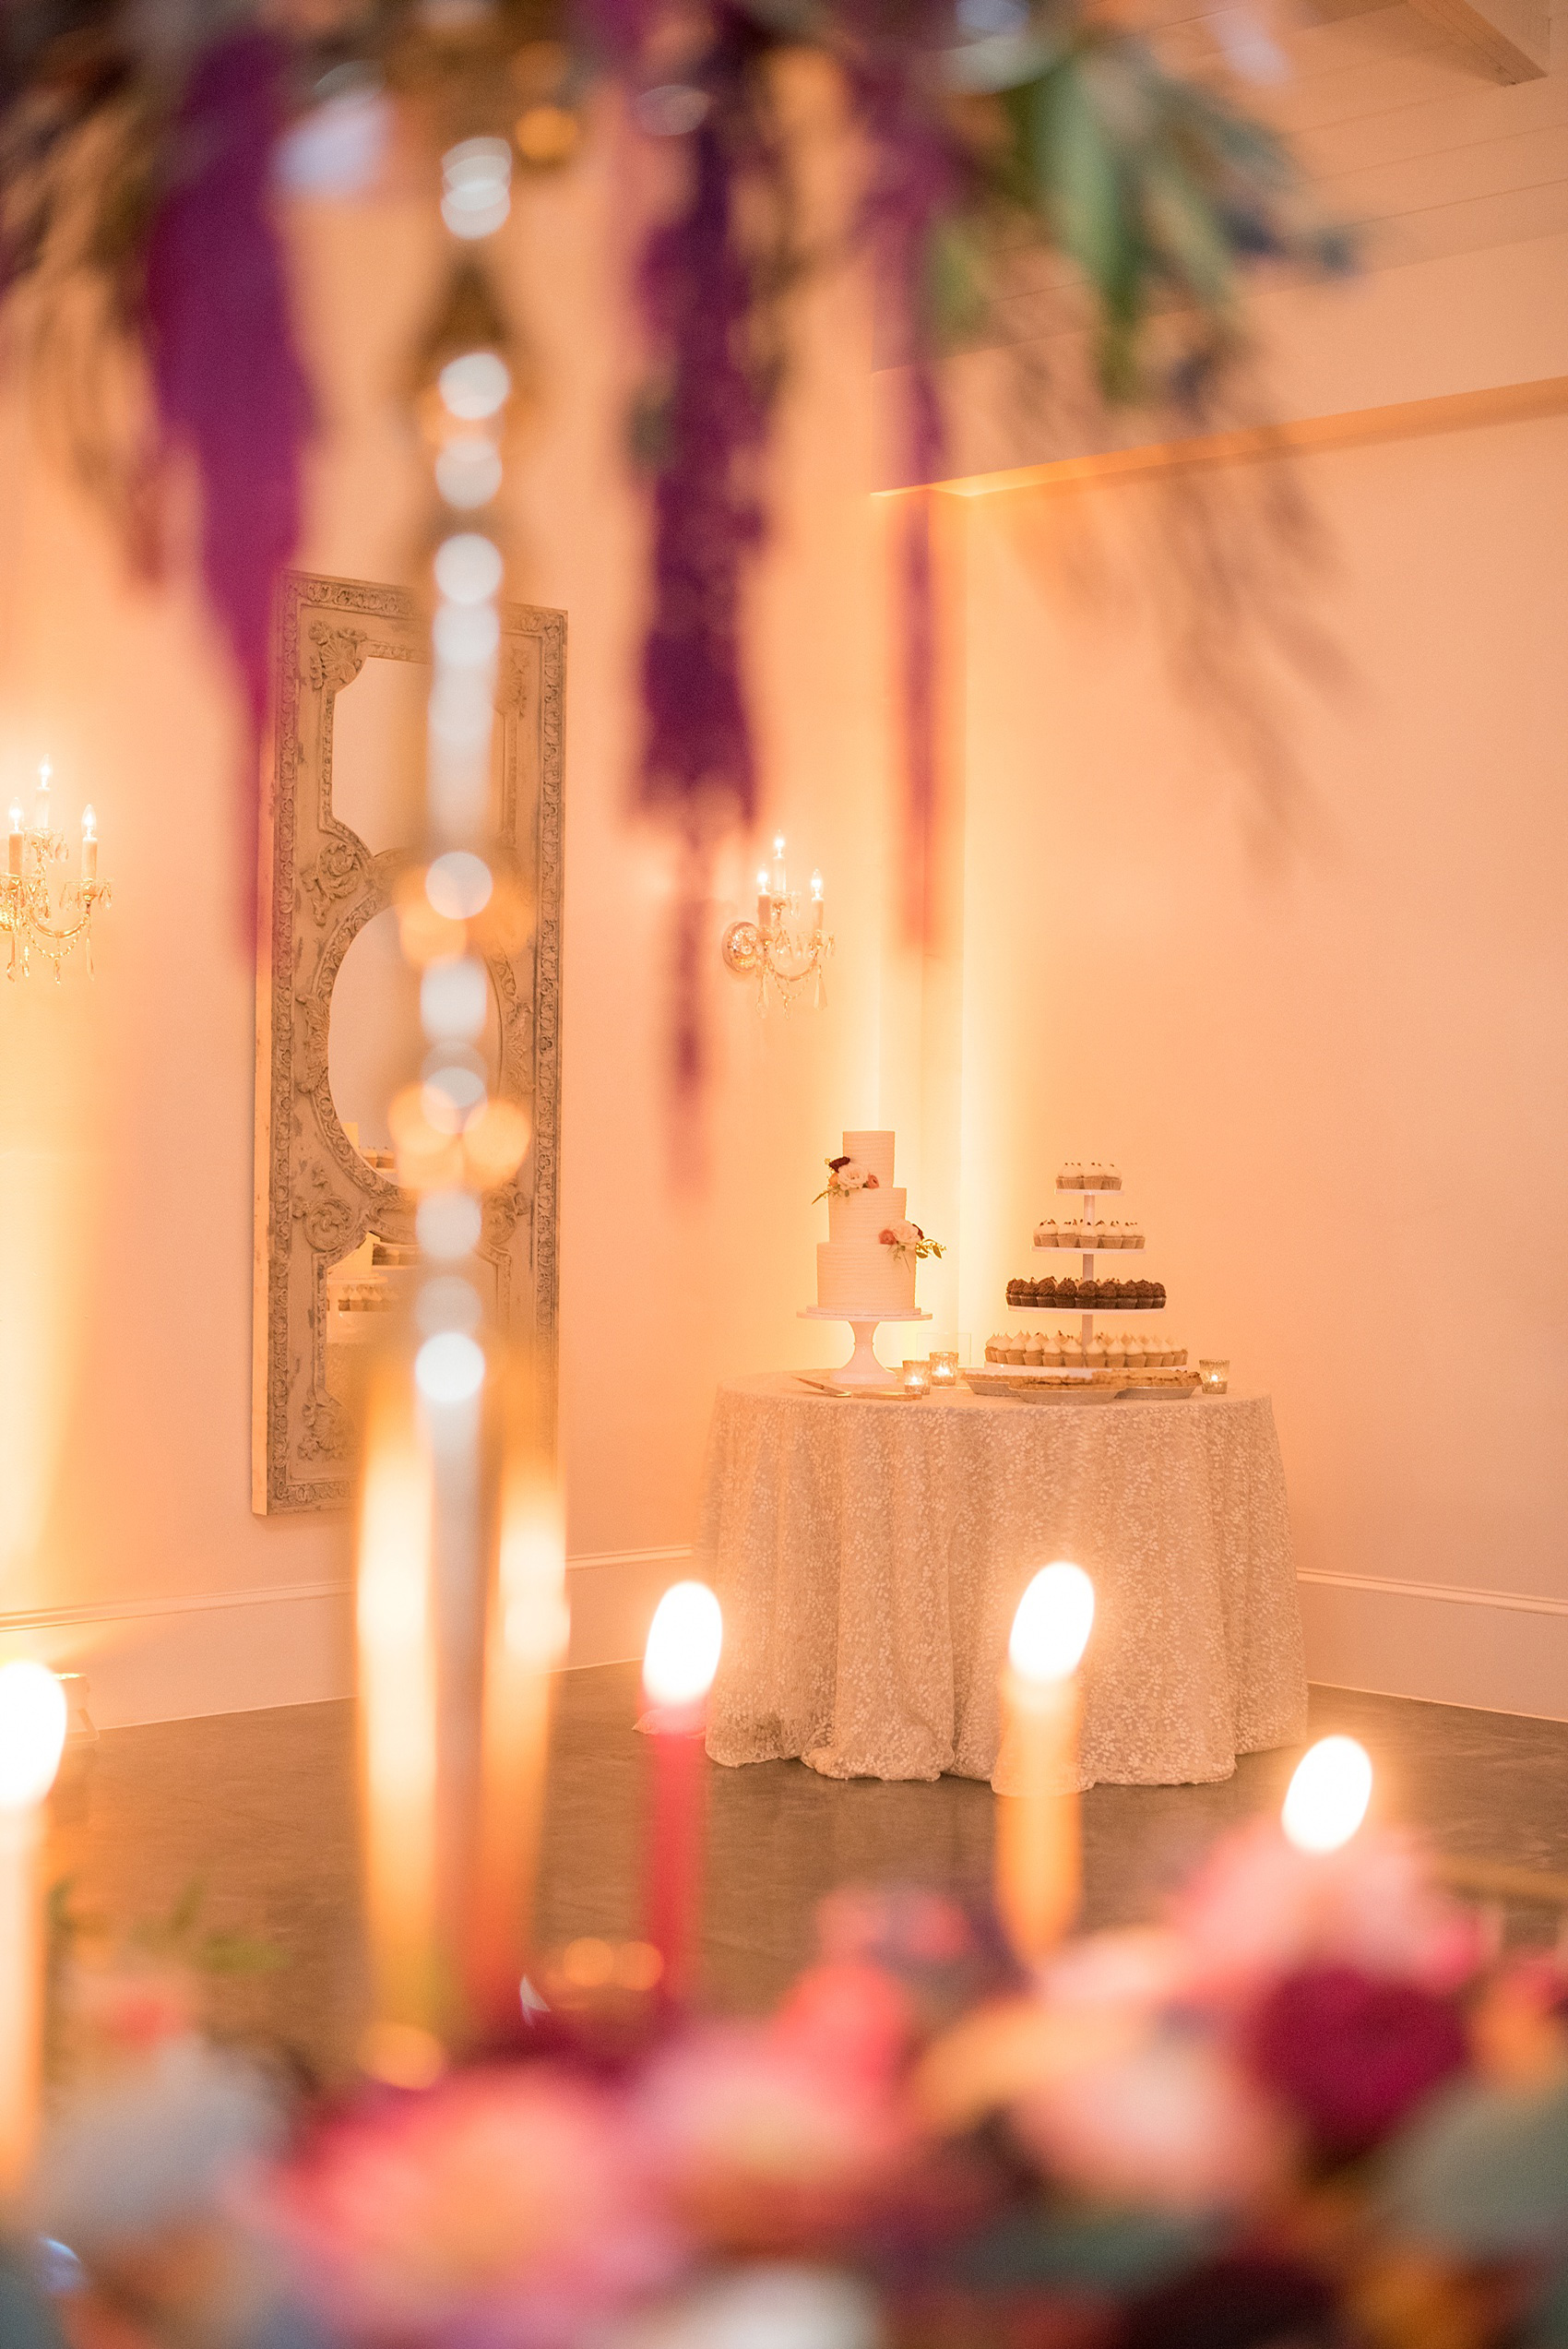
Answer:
643, 1582, 722, 1711
1281, 1735, 1372, 1854
0, 1663, 65, 1811
1009, 1562, 1095, 1684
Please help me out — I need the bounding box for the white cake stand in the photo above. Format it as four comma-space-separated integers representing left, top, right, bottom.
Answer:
799, 1306, 932, 1389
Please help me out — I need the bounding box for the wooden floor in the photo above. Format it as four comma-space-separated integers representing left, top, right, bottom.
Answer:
44, 1672, 1568, 2083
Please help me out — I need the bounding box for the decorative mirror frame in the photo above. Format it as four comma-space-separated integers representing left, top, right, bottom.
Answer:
253, 568, 564, 1514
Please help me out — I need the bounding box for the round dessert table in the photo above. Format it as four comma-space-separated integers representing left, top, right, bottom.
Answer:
696, 1375, 1306, 1789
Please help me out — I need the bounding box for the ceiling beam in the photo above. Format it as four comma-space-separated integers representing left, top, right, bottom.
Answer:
1407, 0, 1551, 80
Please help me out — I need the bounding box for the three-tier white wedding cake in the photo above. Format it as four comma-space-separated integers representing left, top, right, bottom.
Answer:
815, 1129, 918, 1314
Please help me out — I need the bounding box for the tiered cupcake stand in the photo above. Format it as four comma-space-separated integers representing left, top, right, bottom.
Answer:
798, 1306, 931, 1391
1047, 1181, 1150, 1380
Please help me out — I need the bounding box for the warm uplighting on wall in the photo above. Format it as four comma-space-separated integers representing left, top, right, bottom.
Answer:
720, 833, 833, 1011
2, 760, 112, 980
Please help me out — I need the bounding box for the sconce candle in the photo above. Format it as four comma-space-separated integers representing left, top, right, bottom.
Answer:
755, 870, 772, 937
811, 870, 825, 936
770, 833, 788, 899
31, 761, 50, 835
642, 1581, 722, 2007
994, 1563, 1095, 1965
0, 1661, 66, 2198
81, 806, 97, 882
6, 808, 19, 879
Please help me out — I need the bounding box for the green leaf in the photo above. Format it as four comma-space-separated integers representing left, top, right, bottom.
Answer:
1141, 157, 1235, 312
196, 1930, 288, 1978
1376, 2076, 1568, 2259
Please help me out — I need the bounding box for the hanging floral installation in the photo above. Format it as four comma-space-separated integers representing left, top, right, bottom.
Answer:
0, 0, 1348, 1064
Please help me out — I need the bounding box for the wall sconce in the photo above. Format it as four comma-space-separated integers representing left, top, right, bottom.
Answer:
3, 762, 112, 981
720, 835, 833, 1012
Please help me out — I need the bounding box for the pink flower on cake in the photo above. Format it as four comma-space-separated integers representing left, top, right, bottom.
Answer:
814, 1158, 880, 1203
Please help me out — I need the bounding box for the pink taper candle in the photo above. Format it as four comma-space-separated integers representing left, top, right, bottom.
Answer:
642, 1582, 722, 2007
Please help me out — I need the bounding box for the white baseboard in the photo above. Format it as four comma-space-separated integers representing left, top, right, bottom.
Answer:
0, 1546, 695, 1731
1299, 1569, 1568, 1723
13, 1556, 1556, 1735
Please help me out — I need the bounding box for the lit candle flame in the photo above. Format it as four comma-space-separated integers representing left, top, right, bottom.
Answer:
0, 1663, 66, 1811
756, 869, 769, 892
1008, 1562, 1095, 1684
772, 833, 785, 858
643, 1581, 722, 1710
7, 806, 20, 833
81, 806, 96, 841
1281, 1735, 1372, 1854
810, 870, 824, 900
36, 763, 50, 793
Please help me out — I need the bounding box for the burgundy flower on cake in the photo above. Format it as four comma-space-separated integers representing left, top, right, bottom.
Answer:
1246, 1964, 1469, 2157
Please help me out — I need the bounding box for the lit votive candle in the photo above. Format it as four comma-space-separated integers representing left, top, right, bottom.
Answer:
929, 1350, 959, 1389
994, 1563, 1095, 1965
901, 1358, 931, 1397
0, 1662, 67, 2198
1198, 1359, 1229, 1394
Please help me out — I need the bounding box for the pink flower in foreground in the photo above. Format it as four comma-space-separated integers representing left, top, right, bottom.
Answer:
263, 2068, 682, 2347
1171, 1821, 1482, 2001
1009, 2020, 1293, 2213
635, 2021, 918, 2254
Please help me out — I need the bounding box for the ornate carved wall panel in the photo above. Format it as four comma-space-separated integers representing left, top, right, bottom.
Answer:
253, 570, 564, 1514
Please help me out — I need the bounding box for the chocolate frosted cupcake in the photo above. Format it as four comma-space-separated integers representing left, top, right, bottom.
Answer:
1058, 1277, 1078, 1305
1039, 1276, 1058, 1300
1153, 1282, 1167, 1306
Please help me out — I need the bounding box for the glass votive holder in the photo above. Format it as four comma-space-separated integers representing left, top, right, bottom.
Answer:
929, 1350, 960, 1389
1198, 1359, 1229, 1394
901, 1358, 932, 1398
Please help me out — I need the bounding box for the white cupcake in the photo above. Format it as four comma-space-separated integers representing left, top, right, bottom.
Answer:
1034, 1221, 1058, 1247
1041, 1334, 1064, 1365
1057, 1162, 1080, 1190
1087, 1332, 1111, 1368
1106, 1164, 1123, 1190
1005, 1333, 1026, 1364
985, 1332, 1005, 1363
1123, 1333, 1145, 1368
1060, 1330, 1084, 1367
1024, 1332, 1045, 1365
1105, 1337, 1126, 1368
1133, 1228, 1146, 1249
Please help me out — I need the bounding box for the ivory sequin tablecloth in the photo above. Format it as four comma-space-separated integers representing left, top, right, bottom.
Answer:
698, 1374, 1307, 1789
